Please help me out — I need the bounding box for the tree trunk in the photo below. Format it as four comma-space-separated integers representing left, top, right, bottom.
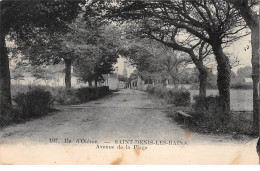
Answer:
88, 80, 92, 87
188, 52, 208, 98
227, 0, 260, 136
170, 74, 179, 89
94, 79, 98, 87
198, 67, 208, 98
64, 59, 72, 88
212, 44, 231, 114
251, 25, 259, 135
0, 20, 12, 121
220, 0, 260, 158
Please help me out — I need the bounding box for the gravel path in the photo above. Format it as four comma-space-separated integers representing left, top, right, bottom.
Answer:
0, 89, 256, 143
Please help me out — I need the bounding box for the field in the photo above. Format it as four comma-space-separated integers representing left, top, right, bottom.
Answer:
189, 89, 253, 111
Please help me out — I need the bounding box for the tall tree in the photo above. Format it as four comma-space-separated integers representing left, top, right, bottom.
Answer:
90, 0, 249, 113
74, 46, 118, 87
73, 24, 121, 87
225, 0, 260, 138
121, 41, 192, 88
13, 15, 88, 88
0, 0, 84, 119
224, 0, 260, 160
140, 23, 212, 97
119, 21, 212, 97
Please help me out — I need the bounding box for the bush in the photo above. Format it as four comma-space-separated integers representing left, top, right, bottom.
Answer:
49, 86, 110, 105
13, 86, 53, 119
147, 85, 190, 106
155, 86, 167, 99
191, 95, 230, 131
12, 85, 111, 105
168, 89, 190, 106
77, 86, 110, 102
11, 84, 30, 98
52, 87, 80, 105
147, 85, 157, 94
8, 85, 111, 126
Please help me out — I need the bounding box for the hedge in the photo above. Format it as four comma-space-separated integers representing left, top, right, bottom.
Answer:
12, 85, 110, 120
76, 86, 110, 102
147, 85, 190, 106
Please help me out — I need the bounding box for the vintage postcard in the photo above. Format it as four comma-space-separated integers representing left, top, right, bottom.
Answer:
0, 0, 260, 165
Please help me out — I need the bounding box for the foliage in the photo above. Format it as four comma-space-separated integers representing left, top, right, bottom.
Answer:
226, 0, 260, 136
49, 86, 110, 105
30, 66, 58, 83
237, 66, 252, 79
120, 39, 191, 85
189, 94, 254, 134
51, 86, 110, 105
180, 67, 217, 88
11, 84, 30, 98
10, 85, 110, 123
72, 24, 120, 85
179, 68, 198, 84
1, 0, 84, 118
128, 70, 140, 84
191, 95, 230, 131
10, 12, 122, 87
168, 89, 191, 106
73, 46, 118, 85
88, 0, 252, 113
11, 85, 111, 107
52, 87, 80, 105
10, 67, 24, 83
13, 86, 53, 119
3, 0, 84, 36
76, 86, 110, 102
147, 85, 190, 106
118, 74, 128, 82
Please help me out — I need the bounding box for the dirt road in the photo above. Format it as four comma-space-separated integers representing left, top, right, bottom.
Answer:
0, 89, 241, 143
0, 89, 258, 164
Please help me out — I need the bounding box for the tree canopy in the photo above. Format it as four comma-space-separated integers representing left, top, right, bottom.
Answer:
0, 0, 84, 117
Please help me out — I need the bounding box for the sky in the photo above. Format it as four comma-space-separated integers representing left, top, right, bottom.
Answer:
227, 35, 252, 72
113, 56, 135, 77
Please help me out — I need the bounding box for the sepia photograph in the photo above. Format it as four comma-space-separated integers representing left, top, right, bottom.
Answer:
0, 0, 260, 165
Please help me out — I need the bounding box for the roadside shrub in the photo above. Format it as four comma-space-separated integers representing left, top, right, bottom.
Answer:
77, 86, 110, 102
12, 84, 110, 106
168, 88, 190, 106
190, 95, 254, 134
95, 86, 110, 98
77, 87, 97, 101
147, 85, 190, 106
53, 87, 80, 105
191, 95, 230, 131
13, 86, 53, 119
155, 86, 167, 99
147, 85, 157, 95
8, 85, 111, 126
228, 111, 253, 135
11, 84, 30, 97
